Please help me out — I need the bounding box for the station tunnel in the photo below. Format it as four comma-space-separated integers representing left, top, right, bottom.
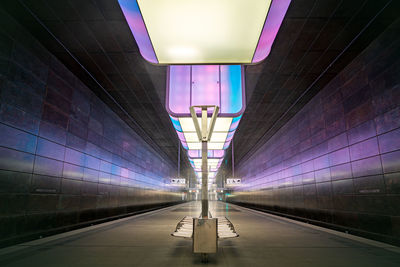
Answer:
0, 0, 399, 266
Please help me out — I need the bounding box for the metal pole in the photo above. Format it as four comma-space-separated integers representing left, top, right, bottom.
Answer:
178, 139, 180, 178
232, 140, 234, 178
201, 108, 208, 218
201, 141, 208, 218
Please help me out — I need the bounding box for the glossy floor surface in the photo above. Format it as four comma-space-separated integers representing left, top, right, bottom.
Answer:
1, 201, 399, 266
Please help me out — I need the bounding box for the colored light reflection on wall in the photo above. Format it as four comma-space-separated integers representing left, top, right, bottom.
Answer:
118, 0, 291, 64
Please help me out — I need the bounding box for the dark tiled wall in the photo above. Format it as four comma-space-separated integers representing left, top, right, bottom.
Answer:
228, 20, 400, 244
0, 11, 181, 246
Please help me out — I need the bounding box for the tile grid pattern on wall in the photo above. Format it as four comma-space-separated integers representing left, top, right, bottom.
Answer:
0, 10, 181, 244
228, 20, 400, 240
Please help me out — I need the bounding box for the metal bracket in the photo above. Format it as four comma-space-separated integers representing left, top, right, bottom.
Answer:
189, 105, 219, 142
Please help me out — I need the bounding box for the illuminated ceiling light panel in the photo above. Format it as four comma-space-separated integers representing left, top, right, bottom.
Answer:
212, 118, 233, 132
179, 117, 232, 133
168, 65, 243, 160
194, 168, 220, 173
172, 116, 238, 151
117, 0, 292, 182
188, 150, 225, 158
196, 172, 216, 179
191, 158, 222, 169
192, 161, 219, 167
160, 51, 244, 178
191, 157, 223, 171
209, 132, 228, 143
193, 159, 220, 165
194, 165, 219, 171
183, 132, 199, 143
118, 0, 291, 64
167, 65, 244, 117
186, 141, 226, 150
192, 161, 220, 167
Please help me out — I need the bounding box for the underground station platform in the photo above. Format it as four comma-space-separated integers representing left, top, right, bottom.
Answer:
1, 201, 399, 266
0, 0, 400, 266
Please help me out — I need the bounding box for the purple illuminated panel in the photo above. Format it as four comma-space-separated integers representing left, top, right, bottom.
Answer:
188, 150, 225, 159
188, 150, 199, 158
168, 66, 191, 114
192, 65, 220, 107
213, 150, 225, 158
252, 0, 292, 63
167, 66, 245, 117
118, 0, 158, 63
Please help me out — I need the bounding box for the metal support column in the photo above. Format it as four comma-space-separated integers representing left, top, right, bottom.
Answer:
232, 140, 234, 178
178, 139, 180, 178
201, 107, 208, 218
188, 105, 221, 255
201, 141, 208, 218
190, 105, 219, 219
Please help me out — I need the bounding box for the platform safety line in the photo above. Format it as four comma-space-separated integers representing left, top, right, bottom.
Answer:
228, 203, 400, 254
0, 202, 189, 256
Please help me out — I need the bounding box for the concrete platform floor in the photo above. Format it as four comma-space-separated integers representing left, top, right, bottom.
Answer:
1, 201, 399, 266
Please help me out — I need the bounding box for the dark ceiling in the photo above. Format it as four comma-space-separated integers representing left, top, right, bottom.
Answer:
1, 0, 398, 176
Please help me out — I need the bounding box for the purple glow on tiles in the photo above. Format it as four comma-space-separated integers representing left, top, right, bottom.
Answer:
118, 0, 158, 63
121, 168, 129, 178
252, 0, 291, 63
